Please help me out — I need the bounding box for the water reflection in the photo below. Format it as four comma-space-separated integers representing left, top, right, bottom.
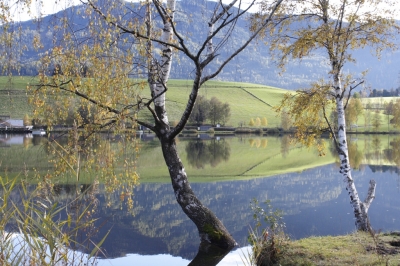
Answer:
1, 134, 400, 264
12, 166, 396, 261
186, 139, 230, 168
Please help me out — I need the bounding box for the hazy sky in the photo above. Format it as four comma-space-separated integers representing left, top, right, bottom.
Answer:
11, 0, 254, 21
9, 0, 399, 22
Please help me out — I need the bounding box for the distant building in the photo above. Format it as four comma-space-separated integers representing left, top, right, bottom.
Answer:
0, 119, 33, 131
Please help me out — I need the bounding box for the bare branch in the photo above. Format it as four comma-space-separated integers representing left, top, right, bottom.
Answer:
83, 0, 185, 53
201, 0, 284, 84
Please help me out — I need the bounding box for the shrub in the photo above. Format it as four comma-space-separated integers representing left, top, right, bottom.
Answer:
254, 128, 264, 135
235, 127, 253, 133
246, 199, 289, 266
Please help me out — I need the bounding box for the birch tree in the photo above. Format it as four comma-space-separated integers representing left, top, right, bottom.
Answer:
266, 0, 399, 231
30, 0, 284, 250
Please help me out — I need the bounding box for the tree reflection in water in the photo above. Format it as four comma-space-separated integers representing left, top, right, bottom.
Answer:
185, 139, 230, 168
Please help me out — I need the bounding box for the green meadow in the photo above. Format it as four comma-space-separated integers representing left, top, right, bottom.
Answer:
1, 76, 398, 132
137, 79, 287, 127
0, 77, 287, 127
0, 76, 35, 119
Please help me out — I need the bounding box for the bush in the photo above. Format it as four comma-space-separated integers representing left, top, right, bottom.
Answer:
214, 127, 235, 132
235, 127, 253, 133
254, 128, 264, 135
245, 199, 289, 266
266, 128, 281, 134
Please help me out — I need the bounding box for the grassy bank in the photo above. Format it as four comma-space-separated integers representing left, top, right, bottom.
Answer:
277, 231, 400, 266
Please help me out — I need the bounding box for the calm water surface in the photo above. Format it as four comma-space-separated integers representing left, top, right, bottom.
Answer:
1, 133, 399, 265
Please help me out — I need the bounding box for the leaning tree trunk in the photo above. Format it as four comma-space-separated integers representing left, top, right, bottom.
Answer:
143, 0, 236, 249
334, 74, 376, 231
159, 133, 236, 249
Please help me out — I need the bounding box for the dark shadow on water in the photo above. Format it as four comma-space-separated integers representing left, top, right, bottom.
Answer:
189, 242, 233, 266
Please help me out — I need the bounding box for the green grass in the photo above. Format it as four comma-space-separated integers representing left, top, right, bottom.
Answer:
0, 76, 36, 90
0, 76, 36, 119
0, 77, 288, 126
2, 76, 399, 133
140, 79, 287, 127
278, 231, 400, 266
361, 97, 398, 106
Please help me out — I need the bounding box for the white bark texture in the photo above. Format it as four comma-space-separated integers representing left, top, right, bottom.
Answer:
207, 0, 238, 56
334, 75, 376, 231
150, 0, 176, 125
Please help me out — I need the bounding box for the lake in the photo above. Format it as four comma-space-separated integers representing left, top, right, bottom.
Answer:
0, 133, 399, 265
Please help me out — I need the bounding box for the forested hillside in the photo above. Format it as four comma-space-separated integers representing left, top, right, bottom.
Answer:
2, 0, 399, 91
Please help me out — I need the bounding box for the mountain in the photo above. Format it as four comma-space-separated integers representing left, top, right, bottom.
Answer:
5, 0, 400, 91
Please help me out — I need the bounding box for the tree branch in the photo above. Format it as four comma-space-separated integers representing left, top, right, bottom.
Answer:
201, 0, 284, 84
83, 0, 184, 53
363, 179, 376, 213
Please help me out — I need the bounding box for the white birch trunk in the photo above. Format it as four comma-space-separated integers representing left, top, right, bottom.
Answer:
207, 19, 215, 56
150, 0, 176, 126
206, 0, 238, 56
333, 73, 376, 231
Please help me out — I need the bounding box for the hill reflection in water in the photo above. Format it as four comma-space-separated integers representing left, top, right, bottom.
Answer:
1, 134, 399, 263
87, 163, 399, 260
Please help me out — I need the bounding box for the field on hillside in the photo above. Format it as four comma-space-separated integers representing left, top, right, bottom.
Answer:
1, 76, 398, 132
157, 80, 287, 127
0, 76, 35, 119
0, 77, 289, 126
360, 97, 398, 107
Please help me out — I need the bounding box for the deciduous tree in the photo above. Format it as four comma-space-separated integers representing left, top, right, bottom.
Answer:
261, 117, 268, 127
390, 99, 400, 127
189, 95, 210, 126
28, 0, 284, 250
249, 118, 256, 126
345, 97, 364, 127
209, 97, 231, 126
266, 0, 399, 231
372, 110, 382, 131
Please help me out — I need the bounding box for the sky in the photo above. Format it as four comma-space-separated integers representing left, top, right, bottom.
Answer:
8, 0, 400, 22
8, 0, 274, 21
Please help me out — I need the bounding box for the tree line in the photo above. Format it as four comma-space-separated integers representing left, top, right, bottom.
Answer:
369, 88, 400, 97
